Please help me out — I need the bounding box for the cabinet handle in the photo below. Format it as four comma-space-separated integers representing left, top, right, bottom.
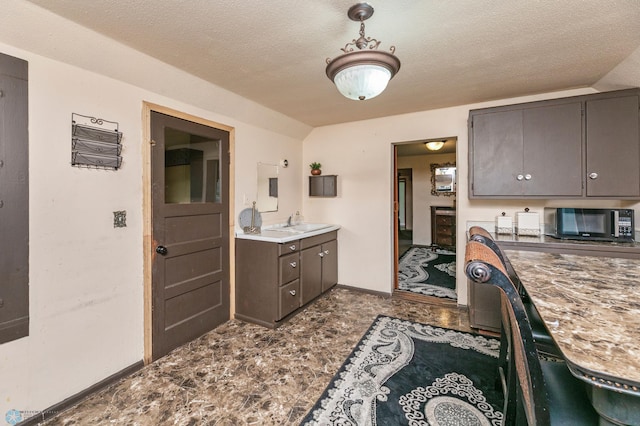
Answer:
289, 290, 296, 296
318, 252, 325, 257
524, 174, 532, 181
0, 298, 4, 308
289, 261, 297, 268
324, 250, 330, 255
589, 172, 598, 180
516, 174, 524, 181
289, 244, 296, 251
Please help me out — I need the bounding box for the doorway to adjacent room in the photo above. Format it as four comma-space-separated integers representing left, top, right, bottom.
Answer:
393, 138, 457, 304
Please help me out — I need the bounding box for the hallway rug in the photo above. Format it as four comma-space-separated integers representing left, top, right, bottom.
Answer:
301, 315, 503, 425
398, 246, 457, 300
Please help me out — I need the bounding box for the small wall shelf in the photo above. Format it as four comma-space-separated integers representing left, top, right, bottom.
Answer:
309, 175, 337, 197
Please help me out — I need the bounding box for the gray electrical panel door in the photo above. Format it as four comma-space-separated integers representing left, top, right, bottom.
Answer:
0, 52, 29, 344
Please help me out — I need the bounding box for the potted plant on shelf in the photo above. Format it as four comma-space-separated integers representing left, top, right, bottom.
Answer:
310, 162, 322, 176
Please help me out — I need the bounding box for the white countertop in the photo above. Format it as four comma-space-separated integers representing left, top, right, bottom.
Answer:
235, 224, 341, 243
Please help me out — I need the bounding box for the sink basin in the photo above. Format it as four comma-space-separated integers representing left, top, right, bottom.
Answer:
266, 223, 331, 234
290, 223, 331, 232
267, 227, 302, 234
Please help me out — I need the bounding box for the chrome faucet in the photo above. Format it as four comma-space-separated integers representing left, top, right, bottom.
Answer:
287, 214, 293, 226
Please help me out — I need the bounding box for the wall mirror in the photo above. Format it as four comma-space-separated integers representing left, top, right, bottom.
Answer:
431, 162, 456, 196
256, 163, 278, 212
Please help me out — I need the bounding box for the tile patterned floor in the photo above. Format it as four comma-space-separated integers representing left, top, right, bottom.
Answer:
43, 288, 470, 425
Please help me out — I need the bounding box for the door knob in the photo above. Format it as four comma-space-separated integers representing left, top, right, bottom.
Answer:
155, 245, 168, 255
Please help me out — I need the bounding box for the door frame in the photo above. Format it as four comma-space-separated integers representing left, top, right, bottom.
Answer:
142, 102, 235, 364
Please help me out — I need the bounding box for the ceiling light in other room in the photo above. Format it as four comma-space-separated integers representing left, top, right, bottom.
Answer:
425, 141, 445, 151
325, 3, 401, 101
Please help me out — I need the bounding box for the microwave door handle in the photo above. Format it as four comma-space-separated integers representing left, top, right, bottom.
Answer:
613, 210, 619, 237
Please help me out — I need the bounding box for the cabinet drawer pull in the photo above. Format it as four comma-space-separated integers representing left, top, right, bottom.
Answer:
289, 244, 296, 251
516, 174, 524, 181
289, 261, 297, 268
318, 252, 325, 257
289, 290, 296, 296
589, 172, 598, 180
324, 250, 330, 255
524, 174, 532, 180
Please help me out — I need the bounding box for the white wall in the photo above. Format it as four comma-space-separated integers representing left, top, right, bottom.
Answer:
0, 2, 309, 419
303, 88, 640, 303
2, 0, 640, 420
397, 153, 456, 245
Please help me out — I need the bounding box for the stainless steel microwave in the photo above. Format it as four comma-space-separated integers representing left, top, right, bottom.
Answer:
544, 208, 635, 242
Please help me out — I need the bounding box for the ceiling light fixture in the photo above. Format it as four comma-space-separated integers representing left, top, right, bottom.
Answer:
326, 3, 401, 101
425, 140, 445, 151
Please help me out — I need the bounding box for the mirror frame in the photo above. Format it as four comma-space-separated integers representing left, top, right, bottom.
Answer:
430, 162, 456, 196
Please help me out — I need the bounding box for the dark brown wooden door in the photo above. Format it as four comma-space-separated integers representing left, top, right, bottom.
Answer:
150, 111, 229, 360
0, 53, 29, 344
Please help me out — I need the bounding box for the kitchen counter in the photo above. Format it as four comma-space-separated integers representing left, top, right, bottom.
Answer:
467, 222, 640, 258
235, 224, 341, 243
505, 249, 640, 394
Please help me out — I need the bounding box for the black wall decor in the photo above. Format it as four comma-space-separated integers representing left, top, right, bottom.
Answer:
71, 113, 122, 170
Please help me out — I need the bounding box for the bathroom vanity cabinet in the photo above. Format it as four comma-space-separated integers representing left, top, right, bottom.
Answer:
235, 230, 338, 327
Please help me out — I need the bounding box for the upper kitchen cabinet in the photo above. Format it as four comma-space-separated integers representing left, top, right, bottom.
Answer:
469, 89, 640, 199
586, 93, 640, 197
470, 101, 582, 197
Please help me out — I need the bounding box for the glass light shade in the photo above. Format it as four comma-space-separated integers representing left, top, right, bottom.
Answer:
333, 64, 392, 101
426, 141, 445, 151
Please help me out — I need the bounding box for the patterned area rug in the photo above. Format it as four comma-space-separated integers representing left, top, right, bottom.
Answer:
398, 246, 457, 300
301, 315, 503, 426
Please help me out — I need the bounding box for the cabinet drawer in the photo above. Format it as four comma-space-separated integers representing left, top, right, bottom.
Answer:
279, 252, 300, 285
435, 215, 454, 226
436, 235, 455, 246
278, 279, 300, 320
278, 240, 300, 256
300, 231, 337, 249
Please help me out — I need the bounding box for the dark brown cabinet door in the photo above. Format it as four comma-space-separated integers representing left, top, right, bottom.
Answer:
300, 246, 322, 305
151, 111, 230, 360
586, 94, 640, 197
320, 240, 338, 292
0, 54, 28, 344
470, 109, 523, 196
523, 102, 583, 196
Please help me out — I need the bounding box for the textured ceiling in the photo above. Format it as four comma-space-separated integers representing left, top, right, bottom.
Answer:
27, 0, 640, 127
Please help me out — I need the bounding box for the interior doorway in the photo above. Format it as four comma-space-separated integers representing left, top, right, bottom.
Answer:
143, 104, 234, 363
393, 138, 457, 305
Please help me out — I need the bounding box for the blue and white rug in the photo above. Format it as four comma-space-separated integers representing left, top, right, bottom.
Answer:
301, 315, 503, 425
398, 246, 457, 300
